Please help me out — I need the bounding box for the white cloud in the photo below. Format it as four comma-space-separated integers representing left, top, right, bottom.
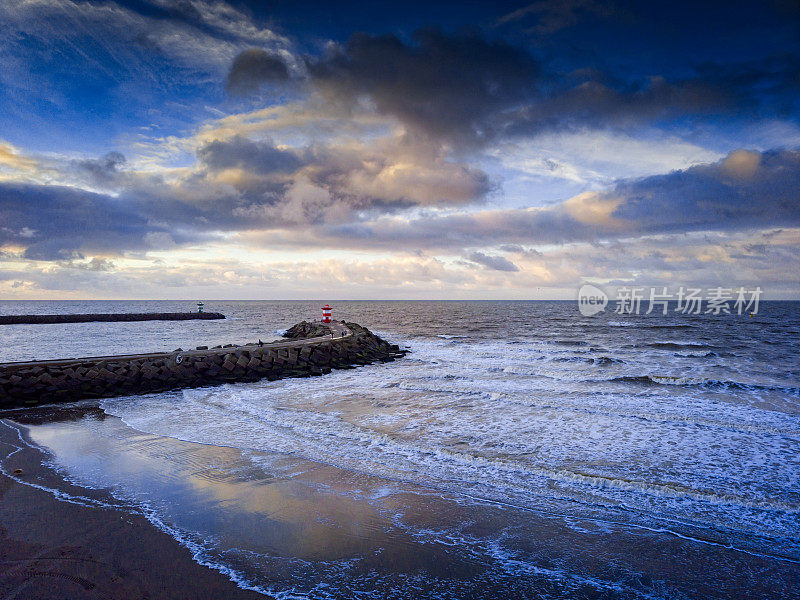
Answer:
0, 0, 290, 79
492, 128, 724, 195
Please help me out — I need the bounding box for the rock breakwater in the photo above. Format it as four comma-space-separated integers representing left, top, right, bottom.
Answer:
0, 312, 226, 325
0, 320, 406, 408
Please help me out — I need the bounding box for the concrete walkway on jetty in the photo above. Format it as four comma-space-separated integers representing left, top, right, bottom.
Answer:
0, 321, 353, 371
0, 320, 406, 408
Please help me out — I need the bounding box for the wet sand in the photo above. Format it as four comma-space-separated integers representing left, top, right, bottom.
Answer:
0, 405, 267, 600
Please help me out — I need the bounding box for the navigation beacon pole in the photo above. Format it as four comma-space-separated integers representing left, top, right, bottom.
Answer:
322, 304, 333, 337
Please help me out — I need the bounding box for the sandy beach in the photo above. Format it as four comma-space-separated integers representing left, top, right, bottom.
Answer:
0, 405, 266, 600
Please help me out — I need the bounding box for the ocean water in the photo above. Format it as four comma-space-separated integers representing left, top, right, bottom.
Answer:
2, 300, 799, 598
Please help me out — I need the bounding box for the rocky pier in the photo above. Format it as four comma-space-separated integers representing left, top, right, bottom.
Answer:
0, 321, 406, 408
0, 312, 226, 325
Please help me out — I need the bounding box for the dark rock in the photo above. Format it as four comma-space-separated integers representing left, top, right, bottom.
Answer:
0, 320, 406, 407
283, 321, 332, 339
0, 312, 225, 325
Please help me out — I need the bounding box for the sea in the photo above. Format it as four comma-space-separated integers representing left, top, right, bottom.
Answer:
1, 300, 799, 599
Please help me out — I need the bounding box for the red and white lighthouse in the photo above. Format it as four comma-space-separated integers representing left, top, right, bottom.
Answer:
321, 304, 332, 323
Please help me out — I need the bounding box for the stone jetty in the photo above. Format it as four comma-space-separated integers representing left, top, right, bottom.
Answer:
0, 321, 406, 408
0, 312, 225, 325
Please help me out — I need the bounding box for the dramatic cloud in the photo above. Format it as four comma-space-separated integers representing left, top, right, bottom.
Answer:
198, 136, 302, 174
279, 148, 800, 251
191, 133, 491, 224
0, 131, 493, 260
3, 147, 797, 263
226, 49, 291, 95
1, 0, 798, 298
297, 29, 800, 147
305, 28, 540, 146
612, 148, 800, 234
0, 182, 163, 260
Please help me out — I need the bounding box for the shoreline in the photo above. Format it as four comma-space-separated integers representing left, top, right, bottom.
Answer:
3, 396, 797, 599
0, 405, 268, 599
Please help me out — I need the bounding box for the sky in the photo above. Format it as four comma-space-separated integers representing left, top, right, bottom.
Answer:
0, 0, 799, 300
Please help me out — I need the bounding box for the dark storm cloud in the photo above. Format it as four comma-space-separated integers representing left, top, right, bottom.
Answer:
612, 148, 800, 233
0, 182, 162, 260
691, 54, 800, 119
295, 28, 800, 145
198, 135, 303, 173
226, 49, 290, 95
467, 251, 519, 271
500, 75, 726, 137
305, 28, 540, 146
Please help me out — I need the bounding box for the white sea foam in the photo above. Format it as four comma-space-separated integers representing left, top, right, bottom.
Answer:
99, 332, 800, 554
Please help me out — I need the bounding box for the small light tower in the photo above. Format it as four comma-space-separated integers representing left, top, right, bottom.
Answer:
197, 301, 204, 313
322, 304, 332, 323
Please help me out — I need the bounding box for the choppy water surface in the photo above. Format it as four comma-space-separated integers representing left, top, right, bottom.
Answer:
2, 300, 799, 598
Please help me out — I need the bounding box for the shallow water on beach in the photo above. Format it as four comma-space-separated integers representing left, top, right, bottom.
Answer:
2, 300, 799, 598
